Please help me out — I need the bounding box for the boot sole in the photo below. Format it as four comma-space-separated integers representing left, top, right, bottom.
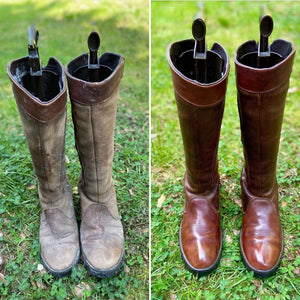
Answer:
40, 249, 80, 278
239, 228, 284, 277
179, 221, 223, 276
81, 245, 125, 278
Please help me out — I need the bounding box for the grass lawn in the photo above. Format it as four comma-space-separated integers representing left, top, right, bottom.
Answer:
151, 1, 300, 299
0, 0, 149, 299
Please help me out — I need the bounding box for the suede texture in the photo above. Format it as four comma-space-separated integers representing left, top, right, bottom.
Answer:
7, 57, 80, 275
66, 53, 125, 272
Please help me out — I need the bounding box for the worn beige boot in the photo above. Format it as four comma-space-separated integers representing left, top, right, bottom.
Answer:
7, 57, 80, 278
65, 52, 125, 278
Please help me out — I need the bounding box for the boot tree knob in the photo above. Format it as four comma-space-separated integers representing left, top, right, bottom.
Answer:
258, 14, 273, 57
192, 18, 206, 60
87, 31, 101, 82
28, 25, 42, 76
192, 18, 208, 83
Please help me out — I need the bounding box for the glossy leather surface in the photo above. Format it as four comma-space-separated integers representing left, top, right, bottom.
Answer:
235, 39, 295, 275
180, 178, 221, 271
168, 40, 229, 273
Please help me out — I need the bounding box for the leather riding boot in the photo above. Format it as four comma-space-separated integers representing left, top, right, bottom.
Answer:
7, 57, 80, 277
235, 39, 295, 276
65, 52, 125, 278
168, 40, 229, 275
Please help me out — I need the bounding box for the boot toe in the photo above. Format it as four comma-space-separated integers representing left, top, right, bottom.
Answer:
241, 199, 283, 275
241, 239, 282, 271
41, 243, 80, 272
181, 236, 220, 270
83, 236, 124, 270
81, 204, 125, 277
40, 208, 80, 277
180, 198, 222, 273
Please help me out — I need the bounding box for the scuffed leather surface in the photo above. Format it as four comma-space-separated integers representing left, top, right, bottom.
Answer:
81, 204, 124, 270
71, 97, 120, 219
235, 41, 295, 272
40, 206, 79, 270
66, 57, 125, 270
11, 78, 79, 272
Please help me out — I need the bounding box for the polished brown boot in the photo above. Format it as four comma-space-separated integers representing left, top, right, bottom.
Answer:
235, 30, 295, 276
7, 57, 80, 278
168, 29, 230, 274
65, 50, 125, 278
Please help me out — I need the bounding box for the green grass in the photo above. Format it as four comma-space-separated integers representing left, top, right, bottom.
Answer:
151, 1, 300, 299
0, 0, 149, 299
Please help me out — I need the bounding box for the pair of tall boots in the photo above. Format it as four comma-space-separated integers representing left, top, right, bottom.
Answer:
7, 53, 125, 278
168, 38, 295, 276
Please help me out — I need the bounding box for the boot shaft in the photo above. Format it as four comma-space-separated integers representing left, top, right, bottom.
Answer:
7, 56, 70, 211
66, 52, 124, 214
235, 39, 295, 198
168, 39, 229, 194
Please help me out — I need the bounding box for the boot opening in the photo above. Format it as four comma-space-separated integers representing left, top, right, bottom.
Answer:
10, 57, 63, 102
237, 39, 293, 69
169, 39, 228, 84
67, 53, 123, 83
72, 65, 113, 82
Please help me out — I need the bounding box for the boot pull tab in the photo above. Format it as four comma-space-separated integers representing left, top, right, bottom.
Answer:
87, 31, 100, 82
28, 25, 42, 76
192, 18, 207, 83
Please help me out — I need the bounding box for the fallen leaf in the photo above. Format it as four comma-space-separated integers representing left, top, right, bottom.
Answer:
225, 234, 232, 244
74, 282, 91, 298
233, 229, 240, 236
157, 194, 165, 208
0, 255, 4, 267
285, 168, 297, 178
143, 253, 148, 262
288, 86, 299, 93
251, 279, 261, 288
27, 184, 36, 190
125, 264, 130, 274
0, 273, 5, 283
37, 264, 44, 272
36, 280, 46, 290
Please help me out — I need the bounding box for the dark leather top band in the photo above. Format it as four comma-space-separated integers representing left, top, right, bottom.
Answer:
167, 40, 230, 106
235, 40, 296, 93
65, 53, 125, 105
7, 56, 67, 123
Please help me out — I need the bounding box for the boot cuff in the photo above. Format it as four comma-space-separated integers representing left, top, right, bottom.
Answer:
65, 53, 125, 105
7, 57, 67, 122
235, 39, 295, 93
167, 39, 229, 106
